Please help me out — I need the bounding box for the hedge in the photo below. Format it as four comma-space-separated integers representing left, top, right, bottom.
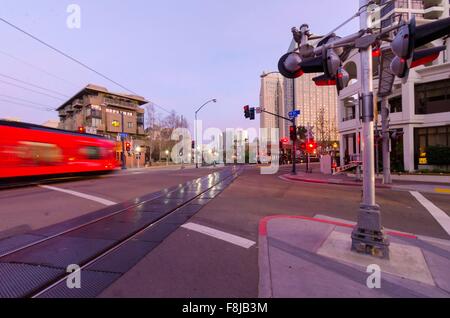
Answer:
427, 145, 450, 165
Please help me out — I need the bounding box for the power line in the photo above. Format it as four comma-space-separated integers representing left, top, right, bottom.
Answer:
0, 99, 53, 112
0, 79, 65, 101
0, 73, 69, 98
0, 94, 56, 110
0, 16, 173, 114
0, 49, 79, 88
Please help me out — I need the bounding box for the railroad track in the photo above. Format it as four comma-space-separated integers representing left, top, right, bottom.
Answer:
0, 166, 243, 298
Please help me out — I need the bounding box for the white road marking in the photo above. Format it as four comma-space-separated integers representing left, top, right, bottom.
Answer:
39, 185, 117, 206
181, 222, 256, 249
410, 191, 450, 236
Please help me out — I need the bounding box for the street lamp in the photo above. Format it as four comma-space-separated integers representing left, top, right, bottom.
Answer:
195, 98, 217, 168
165, 149, 169, 166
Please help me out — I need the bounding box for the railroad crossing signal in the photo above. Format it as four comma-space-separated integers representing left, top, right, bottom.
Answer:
390, 16, 450, 81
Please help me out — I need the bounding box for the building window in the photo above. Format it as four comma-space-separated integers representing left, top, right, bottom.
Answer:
415, 79, 450, 115
91, 118, 102, 128
415, 126, 450, 166
411, 0, 424, 10
389, 95, 402, 113
127, 122, 133, 129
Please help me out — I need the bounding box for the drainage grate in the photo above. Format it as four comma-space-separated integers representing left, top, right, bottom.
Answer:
36, 270, 121, 298
1, 236, 115, 269
0, 263, 64, 298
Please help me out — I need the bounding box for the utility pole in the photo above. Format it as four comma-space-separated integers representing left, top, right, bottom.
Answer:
381, 96, 392, 184
121, 112, 127, 170
351, 0, 389, 259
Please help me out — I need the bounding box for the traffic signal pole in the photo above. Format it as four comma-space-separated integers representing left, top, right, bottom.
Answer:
381, 96, 392, 184
259, 108, 297, 175
351, 0, 389, 259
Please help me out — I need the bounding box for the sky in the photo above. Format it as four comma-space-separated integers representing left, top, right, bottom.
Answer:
0, 0, 359, 132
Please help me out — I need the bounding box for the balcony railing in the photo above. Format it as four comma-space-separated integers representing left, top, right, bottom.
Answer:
73, 99, 83, 108
342, 114, 356, 122
87, 110, 102, 119
104, 98, 137, 110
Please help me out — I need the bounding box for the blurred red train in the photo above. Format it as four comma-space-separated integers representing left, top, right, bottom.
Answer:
0, 120, 119, 179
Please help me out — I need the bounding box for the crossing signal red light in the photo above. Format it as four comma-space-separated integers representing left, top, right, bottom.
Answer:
278, 52, 304, 79
78, 127, 85, 133
125, 142, 131, 152
306, 140, 317, 154
390, 16, 450, 80
281, 137, 289, 144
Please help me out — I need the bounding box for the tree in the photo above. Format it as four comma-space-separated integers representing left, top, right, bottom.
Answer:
145, 106, 189, 164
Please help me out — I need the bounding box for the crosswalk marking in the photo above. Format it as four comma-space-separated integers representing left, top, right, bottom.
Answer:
39, 185, 117, 206
182, 222, 256, 249
411, 191, 450, 236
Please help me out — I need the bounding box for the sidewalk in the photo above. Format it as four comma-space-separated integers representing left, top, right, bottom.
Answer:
258, 215, 450, 298
280, 169, 450, 194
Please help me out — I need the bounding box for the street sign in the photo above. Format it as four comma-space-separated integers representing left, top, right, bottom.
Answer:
288, 110, 301, 118
119, 133, 129, 138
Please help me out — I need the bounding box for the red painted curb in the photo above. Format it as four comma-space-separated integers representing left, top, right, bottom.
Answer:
282, 174, 392, 189
259, 215, 418, 240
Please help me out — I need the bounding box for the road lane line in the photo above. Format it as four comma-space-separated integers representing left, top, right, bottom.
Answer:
435, 188, 450, 195
410, 191, 450, 236
39, 185, 117, 206
181, 222, 256, 249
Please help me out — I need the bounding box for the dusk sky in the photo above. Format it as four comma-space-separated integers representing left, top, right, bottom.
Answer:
0, 0, 358, 132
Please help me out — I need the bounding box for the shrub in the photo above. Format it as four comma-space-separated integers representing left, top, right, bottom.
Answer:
427, 146, 450, 165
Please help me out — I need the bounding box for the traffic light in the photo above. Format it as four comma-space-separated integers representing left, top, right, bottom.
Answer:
336, 67, 350, 92
298, 47, 349, 91
250, 107, 256, 120
306, 139, 317, 154
78, 126, 85, 133
243, 105, 250, 119
289, 126, 297, 141
125, 142, 131, 152
281, 137, 289, 144
390, 17, 450, 80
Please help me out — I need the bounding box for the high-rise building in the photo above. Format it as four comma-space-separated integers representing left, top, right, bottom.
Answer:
338, 0, 450, 172
259, 72, 286, 139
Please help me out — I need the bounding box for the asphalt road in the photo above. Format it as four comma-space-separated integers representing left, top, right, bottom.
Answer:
99, 164, 450, 298
1, 164, 448, 297
0, 166, 222, 240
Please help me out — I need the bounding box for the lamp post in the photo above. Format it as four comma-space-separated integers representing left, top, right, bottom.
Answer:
120, 112, 127, 170
165, 149, 169, 166
195, 99, 217, 168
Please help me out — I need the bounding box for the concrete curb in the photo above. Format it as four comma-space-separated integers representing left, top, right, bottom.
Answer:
280, 174, 392, 189
257, 214, 450, 298
257, 234, 272, 298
